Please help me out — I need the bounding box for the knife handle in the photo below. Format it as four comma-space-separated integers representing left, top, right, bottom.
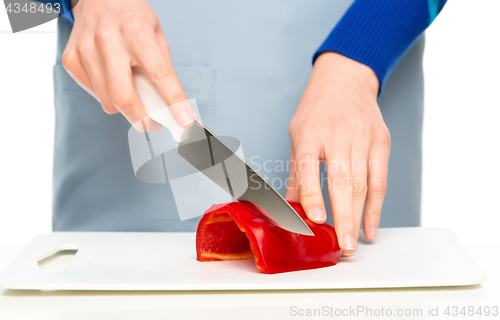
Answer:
132, 66, 185, 142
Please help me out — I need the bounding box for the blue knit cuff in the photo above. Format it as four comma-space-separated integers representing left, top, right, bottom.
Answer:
60, 0, 74, 23
313, 0, 430, 91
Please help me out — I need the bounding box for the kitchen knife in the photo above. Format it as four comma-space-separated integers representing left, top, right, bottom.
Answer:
133, 67, 314, 236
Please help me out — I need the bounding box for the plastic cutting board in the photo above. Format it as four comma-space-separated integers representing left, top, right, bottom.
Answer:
0, 228, 486, 290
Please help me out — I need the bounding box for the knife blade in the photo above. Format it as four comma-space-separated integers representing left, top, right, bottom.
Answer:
132, 67, 313, 236
178, 119, 314, 236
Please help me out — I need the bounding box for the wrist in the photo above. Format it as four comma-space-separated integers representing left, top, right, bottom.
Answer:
312, 52, 379, 98
71, 0, 82, 17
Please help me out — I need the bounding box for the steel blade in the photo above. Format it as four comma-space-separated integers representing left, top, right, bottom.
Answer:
177, 120, 314, 236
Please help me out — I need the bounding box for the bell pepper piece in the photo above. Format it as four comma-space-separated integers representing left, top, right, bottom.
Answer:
196, 201, 341, 274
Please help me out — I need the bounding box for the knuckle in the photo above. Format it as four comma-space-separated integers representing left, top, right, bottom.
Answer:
330, 117, 349, 133
121, 16, 149, 35
295, 152, 317, 163
370, 179, 388, 194
168, 91, 187, 104
110, 90, 135, 111
366, 210, 381, 220
350, 117, 368, 133
352, 179, 368, 198
290, 124, 324, 153
294, 123, 309, 137
95, 29, 110, 44
328, 171, 352, 190
149, 62, 175, 81
299, 190, 322, 203
76, 39, 94, 56
298, 176, 321, 192
374, 128, 391, 148
331, 175, 349, 190
61, 50, 77, 71
335, 213, 354, 226
95, 28, 115, 47
101, 103, 117, 115
295, 152, 319, 173
322, 125, 338, 138
288, 116, 300, 137
333, 170, 349, 181
290, 122, 315, 140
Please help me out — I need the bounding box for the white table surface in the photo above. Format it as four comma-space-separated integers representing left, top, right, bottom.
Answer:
0, 244, 499, 320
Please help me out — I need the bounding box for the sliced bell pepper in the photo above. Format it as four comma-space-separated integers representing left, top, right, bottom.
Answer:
196, 201, 341, 274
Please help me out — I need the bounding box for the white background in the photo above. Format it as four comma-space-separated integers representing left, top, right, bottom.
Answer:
0, 0, 499, 246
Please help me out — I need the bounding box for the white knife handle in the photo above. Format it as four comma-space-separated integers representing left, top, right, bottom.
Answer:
132, 66, 185, 142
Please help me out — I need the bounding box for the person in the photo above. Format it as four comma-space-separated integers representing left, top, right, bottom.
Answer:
42, 0, 446, 256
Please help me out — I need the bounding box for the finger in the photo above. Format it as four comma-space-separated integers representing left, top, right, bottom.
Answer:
98, 43, 161, 132
62, 51, 99, 101
154, 29, 194, 128
131, 26, 193, 128
350, 140, 370, 240
326, 138, 356, 255
62, 32, 101, 102
285, 147, 300, 202
293, 138, 326, 224
363, 132, 390, 240
78, 40, 118, 115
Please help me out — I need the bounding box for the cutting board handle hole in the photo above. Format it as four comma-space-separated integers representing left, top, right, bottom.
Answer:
37, 249, 78, 272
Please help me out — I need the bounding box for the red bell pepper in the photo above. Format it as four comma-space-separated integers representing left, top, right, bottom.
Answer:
196, 201, 341, 274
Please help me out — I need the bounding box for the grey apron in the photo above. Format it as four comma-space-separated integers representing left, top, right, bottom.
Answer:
53, 0, 424, 231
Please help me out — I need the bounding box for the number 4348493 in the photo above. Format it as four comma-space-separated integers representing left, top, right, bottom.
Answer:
6, 2, 61, 14
444, 306, 498, 317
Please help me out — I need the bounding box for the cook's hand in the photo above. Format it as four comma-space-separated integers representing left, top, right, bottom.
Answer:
63, 0, 194, 131
286, 52, 390, 256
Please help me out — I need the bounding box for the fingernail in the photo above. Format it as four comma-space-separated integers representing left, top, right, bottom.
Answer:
310, 207, 325, 222
341, 252, 355, 257
370, 227, 378, 239
178, 110, 194, 126
343, 234, 356, 250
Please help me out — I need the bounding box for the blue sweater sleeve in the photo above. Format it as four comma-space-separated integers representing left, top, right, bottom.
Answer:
313, 0, 447, 90
34, 0, 74, 23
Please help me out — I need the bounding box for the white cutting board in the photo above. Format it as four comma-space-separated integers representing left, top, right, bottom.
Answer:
0, 228, 486, 290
